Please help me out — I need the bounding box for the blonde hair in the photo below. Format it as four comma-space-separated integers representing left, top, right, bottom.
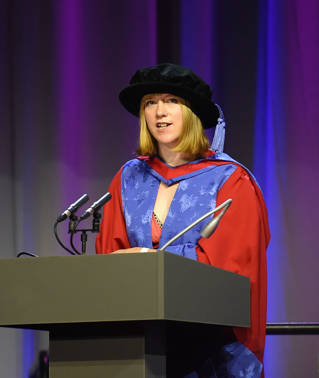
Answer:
137, 94, 210, 159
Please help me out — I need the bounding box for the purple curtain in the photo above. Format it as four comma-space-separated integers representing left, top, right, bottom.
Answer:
254, 1, 319, 375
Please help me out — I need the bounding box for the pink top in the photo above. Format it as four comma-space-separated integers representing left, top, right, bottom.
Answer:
151, 213, 162, 249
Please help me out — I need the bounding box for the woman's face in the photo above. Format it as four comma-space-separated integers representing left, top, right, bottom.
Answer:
144, 93, 183, 150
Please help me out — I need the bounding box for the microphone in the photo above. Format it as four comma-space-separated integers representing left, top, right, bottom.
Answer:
159, 199, 232, 251
56, 194, 89, 223
200, 199, 232, 238
79, 192, 112, 221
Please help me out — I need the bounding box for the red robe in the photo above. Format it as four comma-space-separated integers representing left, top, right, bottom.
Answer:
96, 153, 270, 369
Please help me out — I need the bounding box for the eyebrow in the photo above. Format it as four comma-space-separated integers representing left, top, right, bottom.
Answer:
143, 94, 179, 104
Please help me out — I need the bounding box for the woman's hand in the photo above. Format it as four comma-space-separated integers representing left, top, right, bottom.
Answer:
112, 247, 157, 254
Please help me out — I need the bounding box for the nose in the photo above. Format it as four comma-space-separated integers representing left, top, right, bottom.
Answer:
156, 100, 167, 118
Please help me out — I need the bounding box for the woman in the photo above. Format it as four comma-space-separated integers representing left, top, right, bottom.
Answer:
96, 63, 270, 377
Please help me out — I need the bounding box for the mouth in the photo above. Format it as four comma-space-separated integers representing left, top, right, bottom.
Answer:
156, 122, 172, 128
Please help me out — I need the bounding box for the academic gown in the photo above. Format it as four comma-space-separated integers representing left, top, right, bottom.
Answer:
96, 150, 270, 377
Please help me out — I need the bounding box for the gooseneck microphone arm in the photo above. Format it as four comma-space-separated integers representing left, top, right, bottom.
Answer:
158, 199, 232, 251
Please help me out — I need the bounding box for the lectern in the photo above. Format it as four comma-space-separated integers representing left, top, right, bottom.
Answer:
0, 251, 250, 377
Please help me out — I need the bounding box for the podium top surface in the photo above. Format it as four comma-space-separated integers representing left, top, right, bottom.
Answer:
0, 252, 249, 330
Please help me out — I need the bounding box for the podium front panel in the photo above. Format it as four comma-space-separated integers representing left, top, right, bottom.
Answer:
0, 252, 249, 328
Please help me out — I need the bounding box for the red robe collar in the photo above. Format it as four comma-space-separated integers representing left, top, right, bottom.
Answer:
137, 150, 221, 181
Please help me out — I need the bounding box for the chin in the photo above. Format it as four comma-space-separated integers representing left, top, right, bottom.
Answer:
158, 141, 178, 148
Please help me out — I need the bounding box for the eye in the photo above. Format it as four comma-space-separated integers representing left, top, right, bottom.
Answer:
145, 100, 156, 107
167, 97, 178, 104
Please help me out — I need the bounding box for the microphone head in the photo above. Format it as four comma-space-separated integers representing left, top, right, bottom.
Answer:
79, 192, 112, 221
200, 216, 220, 238
56, 194, 89, 223
200, 199, 232, 238
93, 192, 112, 211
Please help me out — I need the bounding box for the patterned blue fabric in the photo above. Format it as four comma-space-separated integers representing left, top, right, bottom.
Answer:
184, 342, 262, 378
217, 342, 263, 377
121, 158, 236, 260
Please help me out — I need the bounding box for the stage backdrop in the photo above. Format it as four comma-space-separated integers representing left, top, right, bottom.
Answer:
0, 1, 318, 377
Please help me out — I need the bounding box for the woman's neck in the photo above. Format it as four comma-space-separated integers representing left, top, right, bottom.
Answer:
158, 146, 192, 167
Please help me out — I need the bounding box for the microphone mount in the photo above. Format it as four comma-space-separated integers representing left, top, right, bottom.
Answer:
69, 210, 103, 255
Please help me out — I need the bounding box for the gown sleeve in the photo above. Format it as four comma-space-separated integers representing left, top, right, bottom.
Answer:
96, 167, 131, 253
197, 165, 270, 365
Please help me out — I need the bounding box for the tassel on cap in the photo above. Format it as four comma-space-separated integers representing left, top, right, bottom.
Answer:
211, 103, 226, 153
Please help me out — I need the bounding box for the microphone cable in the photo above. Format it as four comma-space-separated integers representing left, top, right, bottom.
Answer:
54, 220, 80, 255
17, 251, 39, 258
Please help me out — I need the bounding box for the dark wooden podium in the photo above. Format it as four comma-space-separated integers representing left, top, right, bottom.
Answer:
0, 252, 250, 377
